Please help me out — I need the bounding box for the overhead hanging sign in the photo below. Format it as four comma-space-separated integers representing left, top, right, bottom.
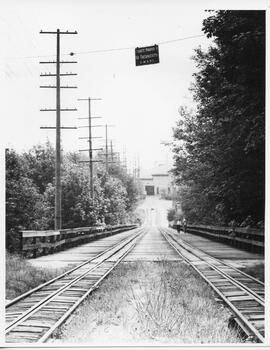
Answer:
135, 45, 159, 66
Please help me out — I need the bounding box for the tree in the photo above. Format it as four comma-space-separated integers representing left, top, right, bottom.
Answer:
6, 149, 43, 232
59, 156, 105, 228
6, 145, 141, 240
22, 141, 55, 193
167, 208, 176, 222
173, 11, 265, 225
108, 164, 140, 210
99, 173, 128, 225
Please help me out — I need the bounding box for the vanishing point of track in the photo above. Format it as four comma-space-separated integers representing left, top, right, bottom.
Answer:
5, 226, 146, 343
160, 227, 265, 343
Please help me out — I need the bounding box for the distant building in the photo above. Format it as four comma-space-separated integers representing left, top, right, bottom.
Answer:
140, 177, 154, 195
139, 173, 173, 197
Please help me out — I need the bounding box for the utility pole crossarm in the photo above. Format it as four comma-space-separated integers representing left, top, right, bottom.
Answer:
40, 28, 77, 230
40, 73, 77, 76
40, 30, 78, 34
40, 86, 77, 88
40, 108, 77, 111
98, 151, 118, 155
104, 124, 116, 173
78, 97, 102, 199
39, 61, 77, 64
40, 126, 77, 129
79, 160, 104, 163
77, 117, 102, 120
78, 125, 104, 128
79, 148, 103, 151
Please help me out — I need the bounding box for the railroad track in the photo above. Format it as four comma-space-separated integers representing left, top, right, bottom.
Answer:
5, 226, 146, 343
160, 227, 265, 343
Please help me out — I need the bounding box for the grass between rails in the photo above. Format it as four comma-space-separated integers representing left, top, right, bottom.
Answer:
52, 261, 241, 345
6, 252, 65, 300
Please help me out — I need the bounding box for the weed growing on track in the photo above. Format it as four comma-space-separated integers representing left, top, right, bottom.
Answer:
6, 252, 65, 300
52, 261, 241, 344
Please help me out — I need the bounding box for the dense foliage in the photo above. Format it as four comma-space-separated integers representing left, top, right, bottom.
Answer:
167, 208, 176, 223
173, 11, 265, 226
6, 143, 141, 239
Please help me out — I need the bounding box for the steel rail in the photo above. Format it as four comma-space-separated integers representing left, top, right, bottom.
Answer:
160, 228, 264, 343
164, 228, 264, 304
6, 227, 145, 335
166, 227, 264, 286
6, 226, 140, 309
38, 231, 142, 343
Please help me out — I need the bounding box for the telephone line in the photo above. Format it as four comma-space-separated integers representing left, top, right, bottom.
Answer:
73, 34, 204, 55
6, 34, 204, 60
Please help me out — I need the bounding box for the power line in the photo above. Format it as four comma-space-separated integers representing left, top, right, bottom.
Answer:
5, 34, 204, 60
74, 34, 204, 55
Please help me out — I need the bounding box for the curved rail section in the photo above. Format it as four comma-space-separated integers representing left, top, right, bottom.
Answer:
5, 226, 146, 343
160, 228, 265, 343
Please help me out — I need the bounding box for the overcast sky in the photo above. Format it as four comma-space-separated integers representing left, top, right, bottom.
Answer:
1, 0, 267, 176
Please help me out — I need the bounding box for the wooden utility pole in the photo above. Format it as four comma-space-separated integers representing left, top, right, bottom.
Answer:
80, 123, 115, 173
105, 125, 108, 173
104, 124, 116, 172
78, 98, 102, 198
98, 138, 118, 172
40, 29, 77, 230
110, 140, 114, 162
55, 29, 61, 231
